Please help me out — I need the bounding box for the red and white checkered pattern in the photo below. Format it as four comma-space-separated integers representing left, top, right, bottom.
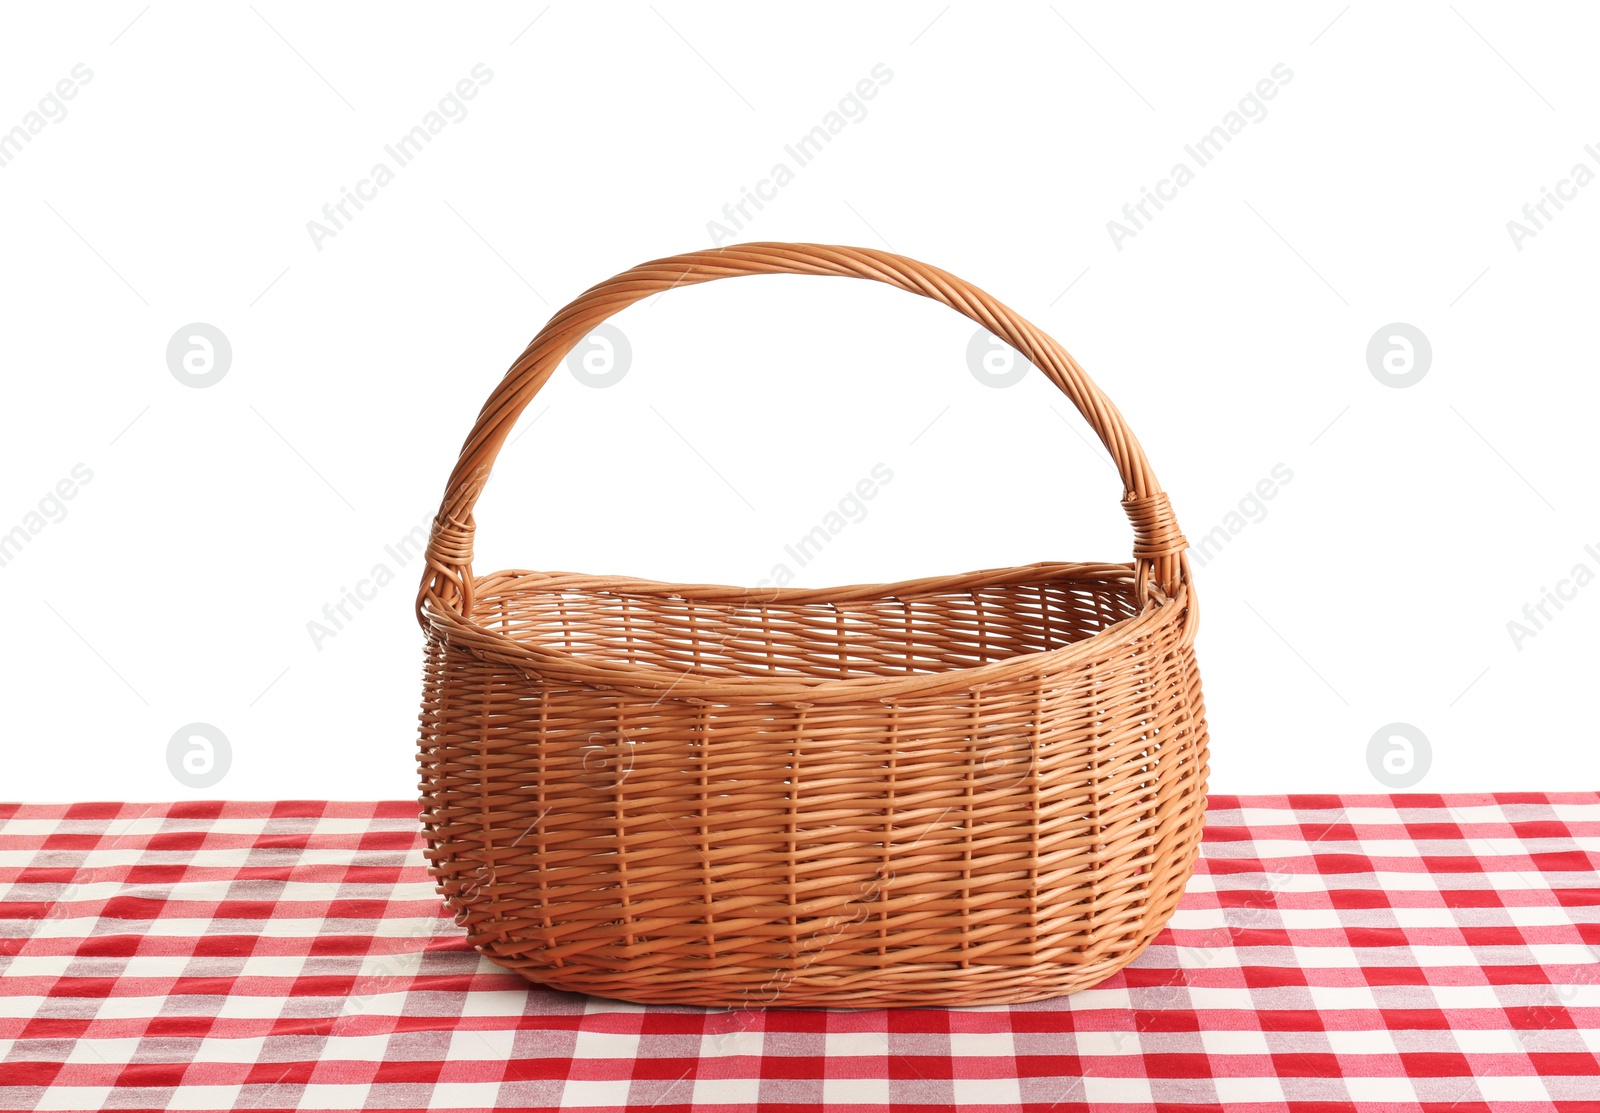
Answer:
2, 795, 1597, 1111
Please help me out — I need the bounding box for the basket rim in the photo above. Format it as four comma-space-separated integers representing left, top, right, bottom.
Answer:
421, 559, 1194, 704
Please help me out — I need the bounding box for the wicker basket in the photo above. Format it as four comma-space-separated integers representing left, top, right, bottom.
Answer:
415, 243, 1208, 1009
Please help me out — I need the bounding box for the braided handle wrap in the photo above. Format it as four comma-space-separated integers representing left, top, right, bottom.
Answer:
418, 243, 1189, 621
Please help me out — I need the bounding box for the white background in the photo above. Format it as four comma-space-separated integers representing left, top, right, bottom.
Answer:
1, 3, 1595, 801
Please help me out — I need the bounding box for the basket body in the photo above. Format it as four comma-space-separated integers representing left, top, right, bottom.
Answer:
415, 243, 1210, 1007
418, 563, 1208, 1008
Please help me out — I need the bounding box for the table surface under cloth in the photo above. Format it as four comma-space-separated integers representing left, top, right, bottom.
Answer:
1, 795, 1597, 1113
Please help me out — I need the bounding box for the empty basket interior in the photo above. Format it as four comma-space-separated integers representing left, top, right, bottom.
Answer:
468, 564, 1142, 681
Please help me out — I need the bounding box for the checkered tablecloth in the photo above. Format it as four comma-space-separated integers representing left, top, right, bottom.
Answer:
2, 795, 1597, 1112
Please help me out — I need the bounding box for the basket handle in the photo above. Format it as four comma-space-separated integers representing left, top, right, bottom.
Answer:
418, 243, 1190, 622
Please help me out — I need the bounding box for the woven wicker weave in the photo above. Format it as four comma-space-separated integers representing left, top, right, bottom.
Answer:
415, 243, 1208, 1008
